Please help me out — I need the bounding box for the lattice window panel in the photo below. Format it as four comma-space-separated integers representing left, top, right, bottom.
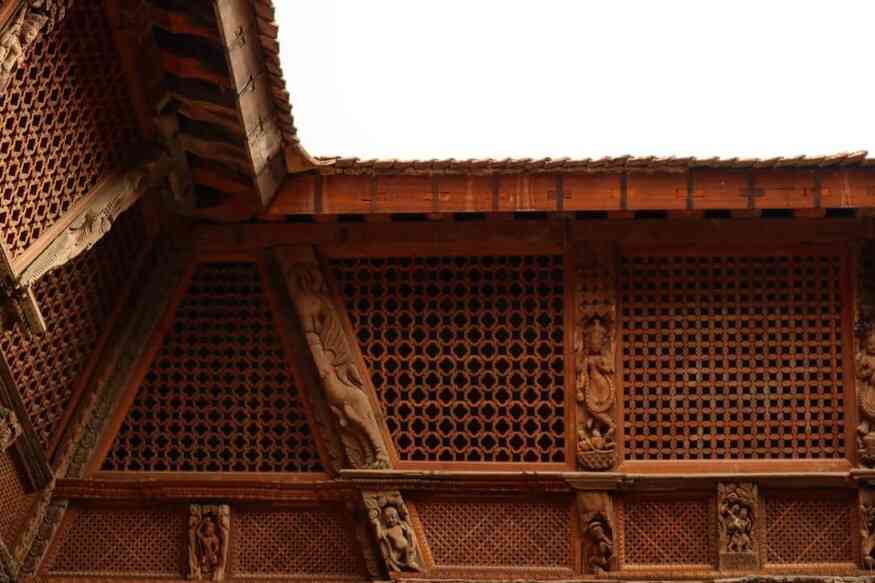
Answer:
0, 207, 145, 450
230, 508, 366, 578
102, 262, 324, 472
620, 252, 847, 461
414, 499, 572, 569
47, 506, 185, 576
617, 496, 717, 568
333, 256, 566, 464
0, 2, 140, 258
764, 492, 854, 565
0, 451, 34, 547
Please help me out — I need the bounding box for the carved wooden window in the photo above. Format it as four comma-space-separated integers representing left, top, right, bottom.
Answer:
763, 491, 855, 566
0, 451, 34, 547
46, 506, 187, 577
230, 507, 367, 578
620, 250, 847, 461
102, 261, 324, 473
0, 3, 140, 258
412, 497, 573, 572
1, 208, 145, 450
616, 495, 717, 569
333, 255, 566, 464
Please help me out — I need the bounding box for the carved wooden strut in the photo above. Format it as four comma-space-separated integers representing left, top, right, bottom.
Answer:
0, 406, 22, 451
575, 243, 617, 471
276, 248, 390, 469
718, 482, 758, 570
363, 491, 422, 573
578, 492, 615, 575
188, 504, 230, 581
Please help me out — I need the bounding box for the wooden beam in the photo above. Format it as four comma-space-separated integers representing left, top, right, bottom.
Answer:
213, 0, 285, 208
265, 169, 875, 218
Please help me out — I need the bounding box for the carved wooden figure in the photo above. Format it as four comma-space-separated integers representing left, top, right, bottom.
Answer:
575, 243, 618, 471
0, 406, 22, 451
188, 505, 229, 581
363, 491, 422, 573
276, 248, 390, 469
718, 482, 758, 570
857, 317, 875, 467
578, 492, 615, 575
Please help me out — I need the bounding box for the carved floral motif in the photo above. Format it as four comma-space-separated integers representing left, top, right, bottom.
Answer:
188, 505, 229, 581
363, 491, 422, 573
278, 251, 390, 469
575, 244, 617, 471
718, 482, 758, 570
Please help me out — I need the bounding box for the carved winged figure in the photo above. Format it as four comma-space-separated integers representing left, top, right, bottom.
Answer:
290, 267, 389, 469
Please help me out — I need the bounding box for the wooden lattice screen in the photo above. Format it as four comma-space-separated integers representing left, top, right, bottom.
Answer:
332, 255, 566, 464
1, 207, 145, 450
763, 491, 855, 566
0, 451, 35, 547
620, 250, 847, 461
102, 262, 324, 472
0, 2, 139, 258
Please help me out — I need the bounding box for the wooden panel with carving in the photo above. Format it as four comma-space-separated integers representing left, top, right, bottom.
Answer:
101, 261, 325, 473
762, 490, 856, 569
44, 505, 187, 577
1, 206, 146, 451
411, 496, 575, 576
0, 1, 139, 258
332, 255, 567, 466
620, 249, 848, 463
229, 506, 367, 580
616, 494, 718, 571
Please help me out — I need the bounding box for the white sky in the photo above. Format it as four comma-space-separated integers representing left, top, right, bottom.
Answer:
277, 1, 875, 160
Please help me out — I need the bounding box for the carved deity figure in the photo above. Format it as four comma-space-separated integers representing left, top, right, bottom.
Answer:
858, 319, 875, 466
188, 505, 229, 581
288, 265, 389, 469
364, 493, 421, 573
576, 313, 616, 469
584, 514, 613, 575
863, 504, 875, 570
718, 483, 756, 556
0, 406, 22, 451
0, 8, 48, 86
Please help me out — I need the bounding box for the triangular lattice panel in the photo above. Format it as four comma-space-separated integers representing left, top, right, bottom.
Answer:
101, 261, 325, 472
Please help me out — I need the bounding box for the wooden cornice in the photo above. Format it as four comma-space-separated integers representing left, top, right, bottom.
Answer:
264, 167, 875, 217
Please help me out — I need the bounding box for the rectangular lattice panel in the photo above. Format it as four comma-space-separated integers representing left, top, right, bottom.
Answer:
1, 207, 145, 450
620, 251, 847, 461
46, 506, 186, 576
0, 451, 34, 547
332, 255, 566, 464
763, 492, 854, 566
617, 495, 717, 568
413, 498, 573, 571
0, 2, 140, 258
230, 507, 366, 579
102, 262, 324, 472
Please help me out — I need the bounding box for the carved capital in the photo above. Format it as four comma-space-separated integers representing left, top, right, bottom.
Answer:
275, 247, 390, 470
577, 492, 615, 575
575, 243, 617, 471
188, 504, 229, 581
718, 482, 758, 571
0, 406, 22, 451
362, 491, 423, 573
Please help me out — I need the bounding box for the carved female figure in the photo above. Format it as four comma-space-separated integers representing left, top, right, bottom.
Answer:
365, 495, 421, 572
188, 506, 228, 581
576, 314, 616, 466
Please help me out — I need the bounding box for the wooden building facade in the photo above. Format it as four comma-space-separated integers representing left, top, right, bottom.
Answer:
1, 1, 875, 582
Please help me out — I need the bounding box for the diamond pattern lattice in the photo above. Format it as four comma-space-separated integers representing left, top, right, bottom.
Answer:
102, 262, 324, 472
0, 2, 140, 258
332, 255, 566, 464
48, 507, 186, 576
618, 496, 717, 567
764, 493, 854, 565
231, 508, 365, 578
0, 208, 145, 450
414, 498, 572, 569
620, 251, 847, 461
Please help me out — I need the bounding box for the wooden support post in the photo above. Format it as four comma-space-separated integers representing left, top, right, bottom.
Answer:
578, 492, 616, 575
